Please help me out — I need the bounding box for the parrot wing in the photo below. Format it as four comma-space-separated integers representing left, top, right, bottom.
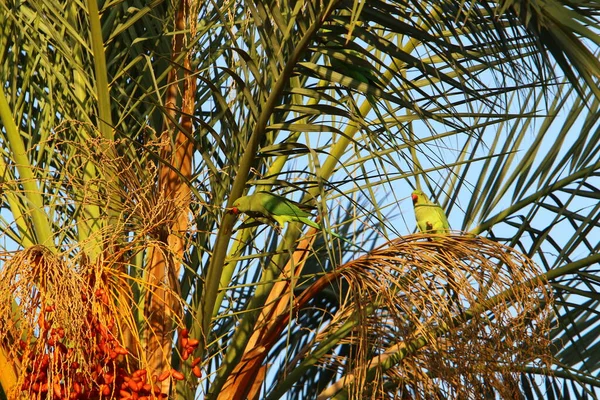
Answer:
294, 216, 322, 230
432, 205, 450, 232
256, 192, 313, 217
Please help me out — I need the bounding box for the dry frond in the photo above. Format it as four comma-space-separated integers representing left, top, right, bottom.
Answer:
316, 234, 553, 400
50, 132, 188, 241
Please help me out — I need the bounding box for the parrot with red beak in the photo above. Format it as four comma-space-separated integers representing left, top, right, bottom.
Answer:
411, 189, 450, 234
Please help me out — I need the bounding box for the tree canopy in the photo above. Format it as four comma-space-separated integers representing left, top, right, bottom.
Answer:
1, 0, 600, 398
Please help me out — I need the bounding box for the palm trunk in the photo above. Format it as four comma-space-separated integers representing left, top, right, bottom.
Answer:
144, 0, 194, 393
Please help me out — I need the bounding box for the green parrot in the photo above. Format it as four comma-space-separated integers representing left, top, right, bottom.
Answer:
327, 47, 384, 93
323, 40, 386, 126
230, 191, 320, 230
411, 189, 450, 234
230, 191, 364, 250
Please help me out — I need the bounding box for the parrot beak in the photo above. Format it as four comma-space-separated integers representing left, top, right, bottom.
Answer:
411, 193, 418, 203
228, 207, 239, 215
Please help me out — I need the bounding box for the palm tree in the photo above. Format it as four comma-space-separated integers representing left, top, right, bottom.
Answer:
1, 0, 599, 399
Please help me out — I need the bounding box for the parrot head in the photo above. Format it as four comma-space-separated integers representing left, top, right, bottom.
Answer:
229, 199, 241, 215
411, 190, 424, 204
230, 195, 251, 215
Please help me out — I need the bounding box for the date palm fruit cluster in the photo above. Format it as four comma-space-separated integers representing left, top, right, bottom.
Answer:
17, 285, 201, 399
